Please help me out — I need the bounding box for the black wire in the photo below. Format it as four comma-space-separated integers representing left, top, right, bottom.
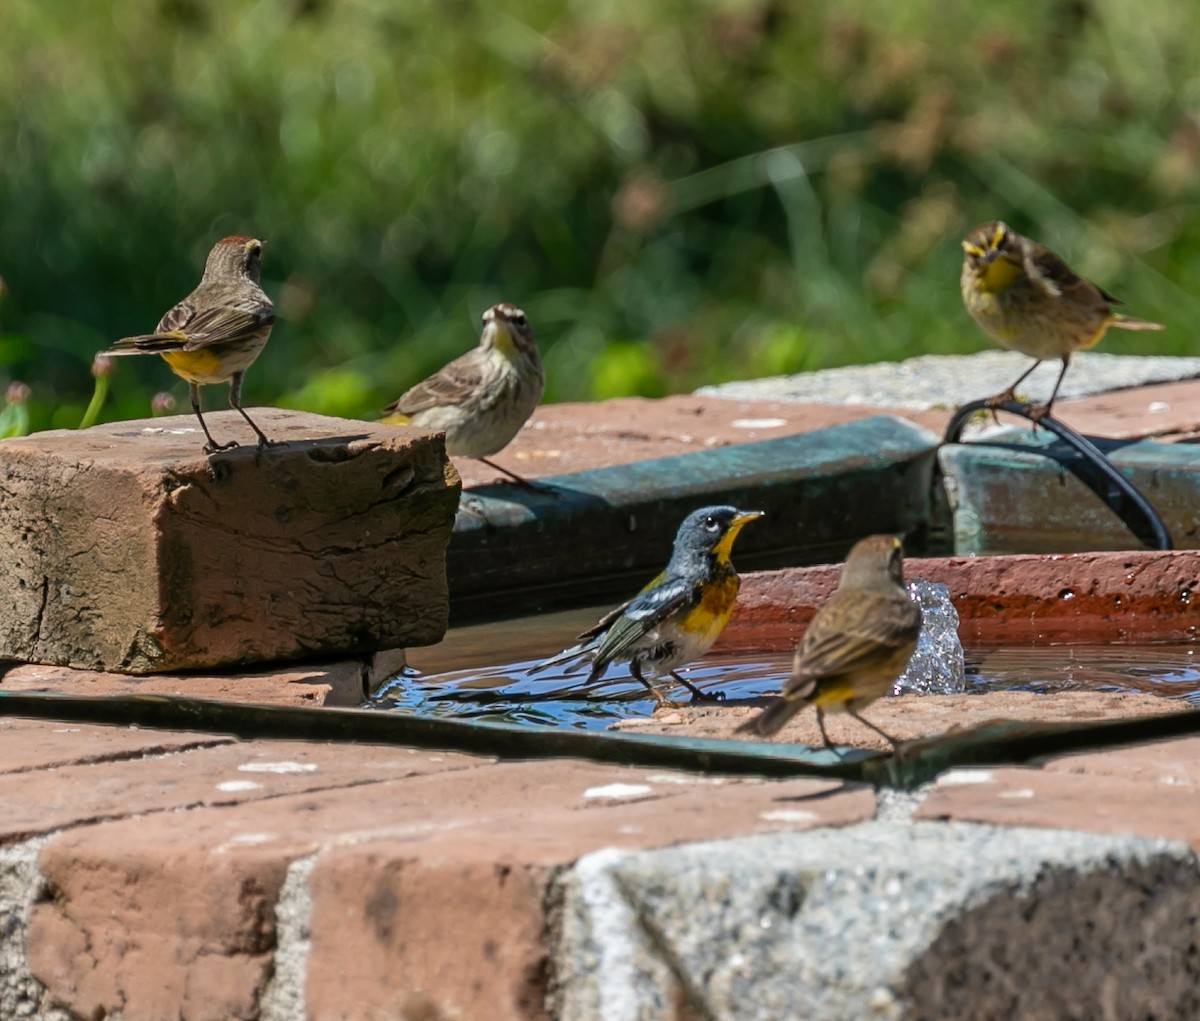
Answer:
942, 399, 1172, 551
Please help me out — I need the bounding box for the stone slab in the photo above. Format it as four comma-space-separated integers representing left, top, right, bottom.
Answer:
0, 409, 459, 673
0, 716, 231, 774
550, 822, 1200, 1020
23, 756, 871, 1021
456, 380, 1200, 489
0, 736, 482, 845
0, 659, 372, 708
695, 350, 1200, 410
612, 691, 1183, 751
916, 756, 1200, 851
450, 393, 948, 488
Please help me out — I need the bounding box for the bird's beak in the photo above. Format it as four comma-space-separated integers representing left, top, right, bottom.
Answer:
734, 510, 765, 527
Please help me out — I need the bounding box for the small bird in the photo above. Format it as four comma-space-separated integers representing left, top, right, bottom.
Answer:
960, 220, 1163, 420
531, 505, 764, 705
738, 535, 921, 746
381, 303, 544, 485
105, 236, 275, 454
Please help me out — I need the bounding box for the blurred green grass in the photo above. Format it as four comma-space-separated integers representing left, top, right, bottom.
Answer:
1, 0, 1198, 432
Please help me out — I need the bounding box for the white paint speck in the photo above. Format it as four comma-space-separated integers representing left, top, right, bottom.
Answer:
583, 783, 653, 800
731, 417, 787, 429
644, 773, 726, 786
1148, 401, 1170, 413
216, 780, 263, 793
238, 761, 318, 774
997, 788, 1035, 799
937, 769, 995, 786
759, 809, 820, 823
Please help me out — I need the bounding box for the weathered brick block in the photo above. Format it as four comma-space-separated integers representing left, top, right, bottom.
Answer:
0, 408, 459, 672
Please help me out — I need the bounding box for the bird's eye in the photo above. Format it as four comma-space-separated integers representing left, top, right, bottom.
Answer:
511, 312, 527, 326
704, 515, 719, 531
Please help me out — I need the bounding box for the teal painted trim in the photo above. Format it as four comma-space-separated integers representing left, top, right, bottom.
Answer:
449, 415, 939, 621
940, 429, 1200, 555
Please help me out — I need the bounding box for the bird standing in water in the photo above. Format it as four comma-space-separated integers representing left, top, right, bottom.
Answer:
738, 535, 921, 747
532, 505, 764, 705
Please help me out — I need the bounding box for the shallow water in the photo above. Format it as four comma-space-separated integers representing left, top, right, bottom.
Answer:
371, 604, 1200, 730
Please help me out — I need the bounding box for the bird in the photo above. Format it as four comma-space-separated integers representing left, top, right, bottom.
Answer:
737, 535, 921, 747
380, 303, 544, 486
530, 505, 764, 705
105, 235, 275, 454
960, 220, 1163, 420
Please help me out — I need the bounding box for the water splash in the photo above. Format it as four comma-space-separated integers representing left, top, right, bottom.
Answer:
894, 580, 966, 696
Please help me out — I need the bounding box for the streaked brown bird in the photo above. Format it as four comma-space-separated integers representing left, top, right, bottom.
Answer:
960, 220, 1163, 420
105, 236, 275, 454
737, 535, 921, 746
381, 303, 544, 485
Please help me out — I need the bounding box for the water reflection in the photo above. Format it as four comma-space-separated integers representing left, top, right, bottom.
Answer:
371, 605, 1200, 730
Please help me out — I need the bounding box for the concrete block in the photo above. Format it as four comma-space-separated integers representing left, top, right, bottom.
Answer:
550, 822, 1200, 1021
938, 432, 1200, 555
0, 409, 458, 673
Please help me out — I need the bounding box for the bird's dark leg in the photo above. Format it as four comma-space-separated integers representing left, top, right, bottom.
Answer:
816, 707, 834, 750
1030, 355, 1070, 424
476, 457, 558, 495
191, 382, 237, 454
985, 357, 1042, 423
849, 710, 901, 749
669, 670, 726, 703
229, 372, 274, 450
630, 661, 682, 708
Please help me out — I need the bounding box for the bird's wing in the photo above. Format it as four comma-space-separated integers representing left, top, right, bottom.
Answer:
528, 573, 691, 676
783, 592, 921, 696
1024, 243, 1114, 308
384, 351, 487, 417
176, 304, 273, 349
587, 575, 692, 669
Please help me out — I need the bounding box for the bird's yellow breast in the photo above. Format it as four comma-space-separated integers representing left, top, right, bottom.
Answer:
973, 255, 1023, 294
161, 349, 225, 383
680, 573, 740, 642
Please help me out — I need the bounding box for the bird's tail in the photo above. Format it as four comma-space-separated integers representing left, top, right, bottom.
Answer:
735, 674, 817, 738
527, 639, 597, 677
1110, 315, 1164, 332
106, 330, 190, 355
735, 694, 806, 738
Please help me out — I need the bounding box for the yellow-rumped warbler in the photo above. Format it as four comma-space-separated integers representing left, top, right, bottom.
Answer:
961, 221, 1163, 420
105, 236, 275, 453
738, 535, 921, 746
381, 303, 543, 485
532, 505, 764, 705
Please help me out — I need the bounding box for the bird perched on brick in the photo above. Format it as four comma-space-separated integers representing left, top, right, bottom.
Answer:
738, 535, 921, 746
531, 505, 764, 705
960, 220, 1163, 421
105, 235, 275, 454
381, 303, 544, 485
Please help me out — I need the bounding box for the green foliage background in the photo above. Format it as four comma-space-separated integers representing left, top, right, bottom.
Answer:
2, 0, 1199, 431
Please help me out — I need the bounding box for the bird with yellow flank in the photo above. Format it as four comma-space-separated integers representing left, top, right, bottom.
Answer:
738, 535, 921, 747
531, 505, 764, 706
104, 236, 275, 454
381, 303, 543, 486
960, 221, 1163, 421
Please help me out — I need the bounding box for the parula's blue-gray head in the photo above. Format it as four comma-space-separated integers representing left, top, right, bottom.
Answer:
670, 505, 764, 568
